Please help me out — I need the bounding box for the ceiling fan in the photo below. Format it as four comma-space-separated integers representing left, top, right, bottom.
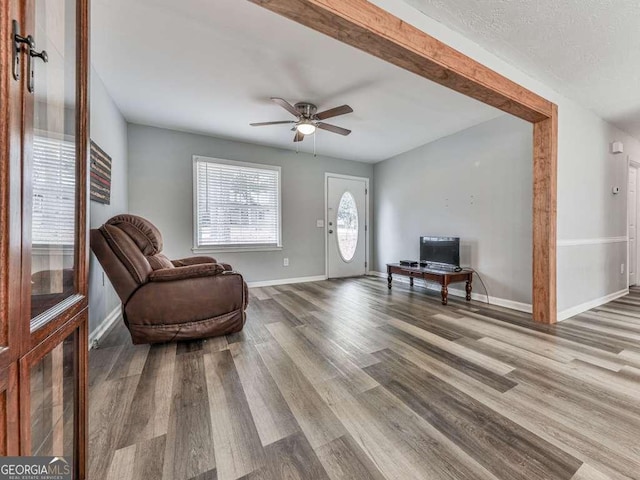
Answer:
250, 97, 353, 142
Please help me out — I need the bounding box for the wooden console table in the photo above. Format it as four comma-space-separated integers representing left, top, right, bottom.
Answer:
386, 263, 473, 305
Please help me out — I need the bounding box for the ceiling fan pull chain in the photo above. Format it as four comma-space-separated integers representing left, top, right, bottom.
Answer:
314, 129, 317, 157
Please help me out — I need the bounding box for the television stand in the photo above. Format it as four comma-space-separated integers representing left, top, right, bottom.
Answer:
386, 263, 473, 305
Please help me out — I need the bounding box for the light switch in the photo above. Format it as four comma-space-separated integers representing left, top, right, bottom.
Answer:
316, 219, 324, 228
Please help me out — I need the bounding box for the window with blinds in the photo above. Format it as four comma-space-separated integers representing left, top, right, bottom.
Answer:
194, 157, 281, 249
32, 135, 77, 245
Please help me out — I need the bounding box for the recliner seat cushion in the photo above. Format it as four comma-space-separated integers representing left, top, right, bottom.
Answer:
147, 253, 174, 270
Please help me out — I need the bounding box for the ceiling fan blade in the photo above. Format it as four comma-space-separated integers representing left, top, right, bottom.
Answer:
293, 131, 305, 142
271, 97, 300, 117
315, 105, 353, 120
250, 121, 296, 127
317, 122, 351, 136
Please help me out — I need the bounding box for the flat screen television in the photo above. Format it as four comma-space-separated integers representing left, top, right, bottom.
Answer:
420, 236, 460, 268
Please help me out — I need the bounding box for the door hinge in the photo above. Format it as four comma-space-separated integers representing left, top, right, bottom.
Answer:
365, 225, 368, 232
365, 188, 368, 195
365, 261, 368, 268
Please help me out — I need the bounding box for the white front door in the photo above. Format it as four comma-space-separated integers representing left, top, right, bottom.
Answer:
327, 175, 367, 278
630, 166, 638, 286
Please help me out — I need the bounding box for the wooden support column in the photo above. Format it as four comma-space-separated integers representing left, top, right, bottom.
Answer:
533, 106, 558, 323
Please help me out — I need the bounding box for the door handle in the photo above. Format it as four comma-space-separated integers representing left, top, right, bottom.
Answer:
12, 20, 34, 80
12, 19, 48, 92
27, 46, 48, 94
329, 229, 334, 234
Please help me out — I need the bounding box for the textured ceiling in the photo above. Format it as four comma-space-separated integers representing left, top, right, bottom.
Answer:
91, 0, 503, 162
402, 0, 640, 139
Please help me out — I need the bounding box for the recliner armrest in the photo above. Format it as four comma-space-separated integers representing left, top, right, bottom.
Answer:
171, 256, 217, 267
149, 263, 225, 282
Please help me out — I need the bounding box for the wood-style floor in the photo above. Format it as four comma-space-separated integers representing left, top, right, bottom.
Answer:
88, 277, 640, 480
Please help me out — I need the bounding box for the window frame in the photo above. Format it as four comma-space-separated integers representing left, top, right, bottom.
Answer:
192, 155, 282, 253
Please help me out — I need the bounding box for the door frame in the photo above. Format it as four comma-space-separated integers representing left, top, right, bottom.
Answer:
250, 0, 558, 322
325, 173, 370, 279
628, 156, 640, 287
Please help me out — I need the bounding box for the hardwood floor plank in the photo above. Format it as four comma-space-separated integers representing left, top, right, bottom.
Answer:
316, 379, 442, 480
117, 343, 177, 448
251, 298, 305, 327
89, 375, 141, 480
315, 434, 386, 480
255, 341, 346, 449
378, 323, 518, 393
106, 344, 150, 380
365, 348, 583, 480
243, 433, 330, 480
392, 335, 640, 479
177, 339, 205, 355
132, 435, 166, 480
387, 317, 515, 375
270, 291, 317, 319
446, 312, 626, 370
230, 342, 299, 447
188, 469, 218, 480
89, 345, 123, 386
265, 322, 340, 383
360, 385, 502, 480
106, 444, 136, 480
204, 334, 230, 353
204, 350, 266, 480
570, 463, 618, 480
249, 288, 270, 301
162, 352, 216, 480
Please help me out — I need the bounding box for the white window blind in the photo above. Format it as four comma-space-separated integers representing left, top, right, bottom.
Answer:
32, 136, 76, 245
194, 157, 281, 248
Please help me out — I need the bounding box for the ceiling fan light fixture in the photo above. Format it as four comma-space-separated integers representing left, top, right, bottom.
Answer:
296, 121, 316, 135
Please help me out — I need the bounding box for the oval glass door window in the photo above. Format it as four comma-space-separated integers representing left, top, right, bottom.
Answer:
336, 191, 359, 262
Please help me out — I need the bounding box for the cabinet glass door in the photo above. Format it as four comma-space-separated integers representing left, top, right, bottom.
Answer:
28, 0, 79, 325
29, 331, 76, 459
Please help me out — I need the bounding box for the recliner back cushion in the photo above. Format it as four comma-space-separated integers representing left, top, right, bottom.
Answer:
100, 224, 152, 284
106, 214, 163, 256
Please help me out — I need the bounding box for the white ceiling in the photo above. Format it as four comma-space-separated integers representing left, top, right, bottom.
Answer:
91, 0, 503, 163
402, 0, 640, 139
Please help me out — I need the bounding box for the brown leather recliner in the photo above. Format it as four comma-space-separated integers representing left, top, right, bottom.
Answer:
90, 214, 248, 344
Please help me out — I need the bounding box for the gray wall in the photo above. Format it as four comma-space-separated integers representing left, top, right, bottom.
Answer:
373, 114, 533, 305
88, 68, 129, 334
556, 101, 640, 315
127, 124, 373, 282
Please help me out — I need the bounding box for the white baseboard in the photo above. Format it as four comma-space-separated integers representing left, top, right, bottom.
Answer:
369, 271, 532, 314
89, 305, 121, 349
247, 275, 327, 288
558, 288, 629, 321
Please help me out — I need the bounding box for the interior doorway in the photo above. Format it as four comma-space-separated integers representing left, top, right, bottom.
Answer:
326, 174, 369, 278
251, 0, 558, 322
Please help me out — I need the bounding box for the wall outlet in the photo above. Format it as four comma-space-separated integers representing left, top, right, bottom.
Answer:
621, 263, 625, 274
283, 258, 289, 267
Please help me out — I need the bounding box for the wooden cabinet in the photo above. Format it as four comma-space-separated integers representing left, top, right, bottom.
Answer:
1, 0, 89, 476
